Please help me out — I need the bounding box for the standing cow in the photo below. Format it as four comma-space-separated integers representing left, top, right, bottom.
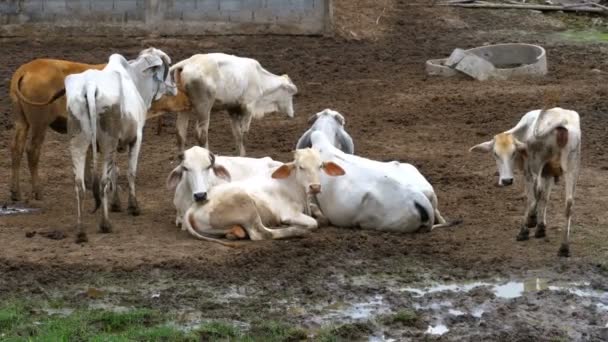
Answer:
469, 107, 581, 257
169, 53, 298, 155
65, 48, 176, 243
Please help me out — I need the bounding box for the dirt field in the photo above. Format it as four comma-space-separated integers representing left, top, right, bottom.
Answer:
2, 1, 608, 340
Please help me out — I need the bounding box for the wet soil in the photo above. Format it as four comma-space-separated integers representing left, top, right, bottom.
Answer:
1, 1, 608, 340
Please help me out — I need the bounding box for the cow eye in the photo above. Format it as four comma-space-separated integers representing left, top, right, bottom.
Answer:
182, 166, 189, 172
299, 166, 304, 170
493, 152, 499, 159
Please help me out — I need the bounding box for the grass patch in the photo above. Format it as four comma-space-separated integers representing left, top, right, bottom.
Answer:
558, 29, 608, 43
316, 322, 374, 341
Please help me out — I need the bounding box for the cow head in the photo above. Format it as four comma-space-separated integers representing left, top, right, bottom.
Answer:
307, 108, 346, 127
271, 148, 345, 195
277, 74, 298, 118
139, 47, 178, 99
166, 146, 231, 203
470, 132, 527, 187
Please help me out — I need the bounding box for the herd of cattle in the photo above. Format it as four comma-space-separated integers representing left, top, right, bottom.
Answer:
8, 47, 581, 257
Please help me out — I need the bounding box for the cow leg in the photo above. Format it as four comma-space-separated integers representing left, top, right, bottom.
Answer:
229, 111, 246, 157
69, 131, 90, 243
533, 175, 553, 239
109, 161, 121, 212
98, 147, 115, 233
238, 111, 254, 157
517, 172, 537, 241
10, 117, 29, 202
175, 112, 189, 152
559, 168, 578, 258
126, 134, 143, 216
84, 147, 93, 189
283, 212, 320, 230
248, 216, 311, 240
26, 122, 48, 201
156, 114, 163, 136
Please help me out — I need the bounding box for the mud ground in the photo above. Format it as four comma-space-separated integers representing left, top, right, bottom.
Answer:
1, 0, 608, 340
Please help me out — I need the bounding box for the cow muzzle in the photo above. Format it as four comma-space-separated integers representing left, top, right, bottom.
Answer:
499, 178, 513, 186
308, 184, 321, 194
193, 192, 208, 202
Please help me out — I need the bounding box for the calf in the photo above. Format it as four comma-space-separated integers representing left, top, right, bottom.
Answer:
66, 48, 176, 242
469, 107, 581, 257
169, 53, 298, 155
310, 131, 445, 232
166, 146, 281, 228
183, 148, 345, 245
296, 109, 355, 154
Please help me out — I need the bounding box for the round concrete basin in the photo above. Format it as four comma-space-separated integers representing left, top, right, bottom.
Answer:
426, 43, 547, 80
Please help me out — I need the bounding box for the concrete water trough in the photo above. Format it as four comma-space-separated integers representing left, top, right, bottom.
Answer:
426, 43, 547, 80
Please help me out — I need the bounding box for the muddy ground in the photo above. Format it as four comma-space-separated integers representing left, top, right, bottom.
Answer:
1, 0, 608, 340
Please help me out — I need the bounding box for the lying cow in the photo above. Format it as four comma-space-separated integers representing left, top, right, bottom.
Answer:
183, 148, 345, 245
310, 131, 450, 232
469, 107, 581, 257
295, 109, 355, 154
169, 53, 298, 155
66, 48, 176, 242
166, 146, 281, 228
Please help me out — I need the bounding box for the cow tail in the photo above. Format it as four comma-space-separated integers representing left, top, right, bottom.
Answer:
86, 84, 101, 213
183, 209, 239, 247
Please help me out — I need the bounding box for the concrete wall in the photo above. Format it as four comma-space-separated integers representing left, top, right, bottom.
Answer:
0, 0, 333, 36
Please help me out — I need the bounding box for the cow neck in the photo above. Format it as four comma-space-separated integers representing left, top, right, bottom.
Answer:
277, 173, 307, 210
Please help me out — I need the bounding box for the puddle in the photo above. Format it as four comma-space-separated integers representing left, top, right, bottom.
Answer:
0, 204, 39, 216
402, 278, 587, 299
307, 295, 390, 326
425, 323, 449, 335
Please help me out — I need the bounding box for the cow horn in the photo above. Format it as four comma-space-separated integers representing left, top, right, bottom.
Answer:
208, 152, 215, 169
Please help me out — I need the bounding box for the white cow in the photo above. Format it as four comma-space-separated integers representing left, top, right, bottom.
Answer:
169, 53, 298, 155
470, 107, 581, 257
166, 146, 281, 228
66, 48, 176, 243
309, 131, 456, 232
295, 109, 355, 154
183, 148, 345, 245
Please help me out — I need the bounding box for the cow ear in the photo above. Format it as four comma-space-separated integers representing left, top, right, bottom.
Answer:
333, 113, 346, 126
166, 166, 183, 190
271, 163, 294, 179
469, 140, 494, 153
322, 161, 345, 176
514, 139, 528, 157
213, 164, 232, 182
307, 113, 319, 125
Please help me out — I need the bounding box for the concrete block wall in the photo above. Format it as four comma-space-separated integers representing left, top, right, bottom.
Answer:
0, 0, 333, 36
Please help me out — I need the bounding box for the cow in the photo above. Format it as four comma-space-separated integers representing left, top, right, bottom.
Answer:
166, 146, 281, 228
9, 57, 172, 202
309, 131, 454, 233
65, 48, 177, 243
183, 148, 345, 246
9, 59, 105, 202
469, 107, 581, 257
168, 53, 298, 155
295, 109, 355, 154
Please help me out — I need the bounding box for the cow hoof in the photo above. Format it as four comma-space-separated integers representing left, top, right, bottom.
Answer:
127, 205, 140, 216
110, 203, 122, 212
558, 244, 570, 258
75, 232, 88, 243
534, 224, 546, 238
10, 190, 21, 202
526, 215, 537, 228
99, 221, 113, 233
516, 230, 529, 241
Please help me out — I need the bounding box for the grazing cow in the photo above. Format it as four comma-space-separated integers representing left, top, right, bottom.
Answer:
9, 59, 105, 201
66, 48, 176, 243
183, 148, 345, 245
295, 109, 355, 154
166, 146, 281, 228
310, 131, 451, 232
169, 53, 298, 155
469, 107, 581, 257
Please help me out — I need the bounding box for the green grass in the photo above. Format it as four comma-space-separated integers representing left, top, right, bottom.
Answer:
558, 29, 608, 43
382, 309, 418, 326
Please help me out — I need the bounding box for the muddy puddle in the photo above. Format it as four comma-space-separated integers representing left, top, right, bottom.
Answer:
32, 273, 608, 340
0, 204, 38, 216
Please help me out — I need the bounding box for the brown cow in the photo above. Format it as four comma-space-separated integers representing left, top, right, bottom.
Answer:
9, 59, 104, 201
9, 58, 184, 202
